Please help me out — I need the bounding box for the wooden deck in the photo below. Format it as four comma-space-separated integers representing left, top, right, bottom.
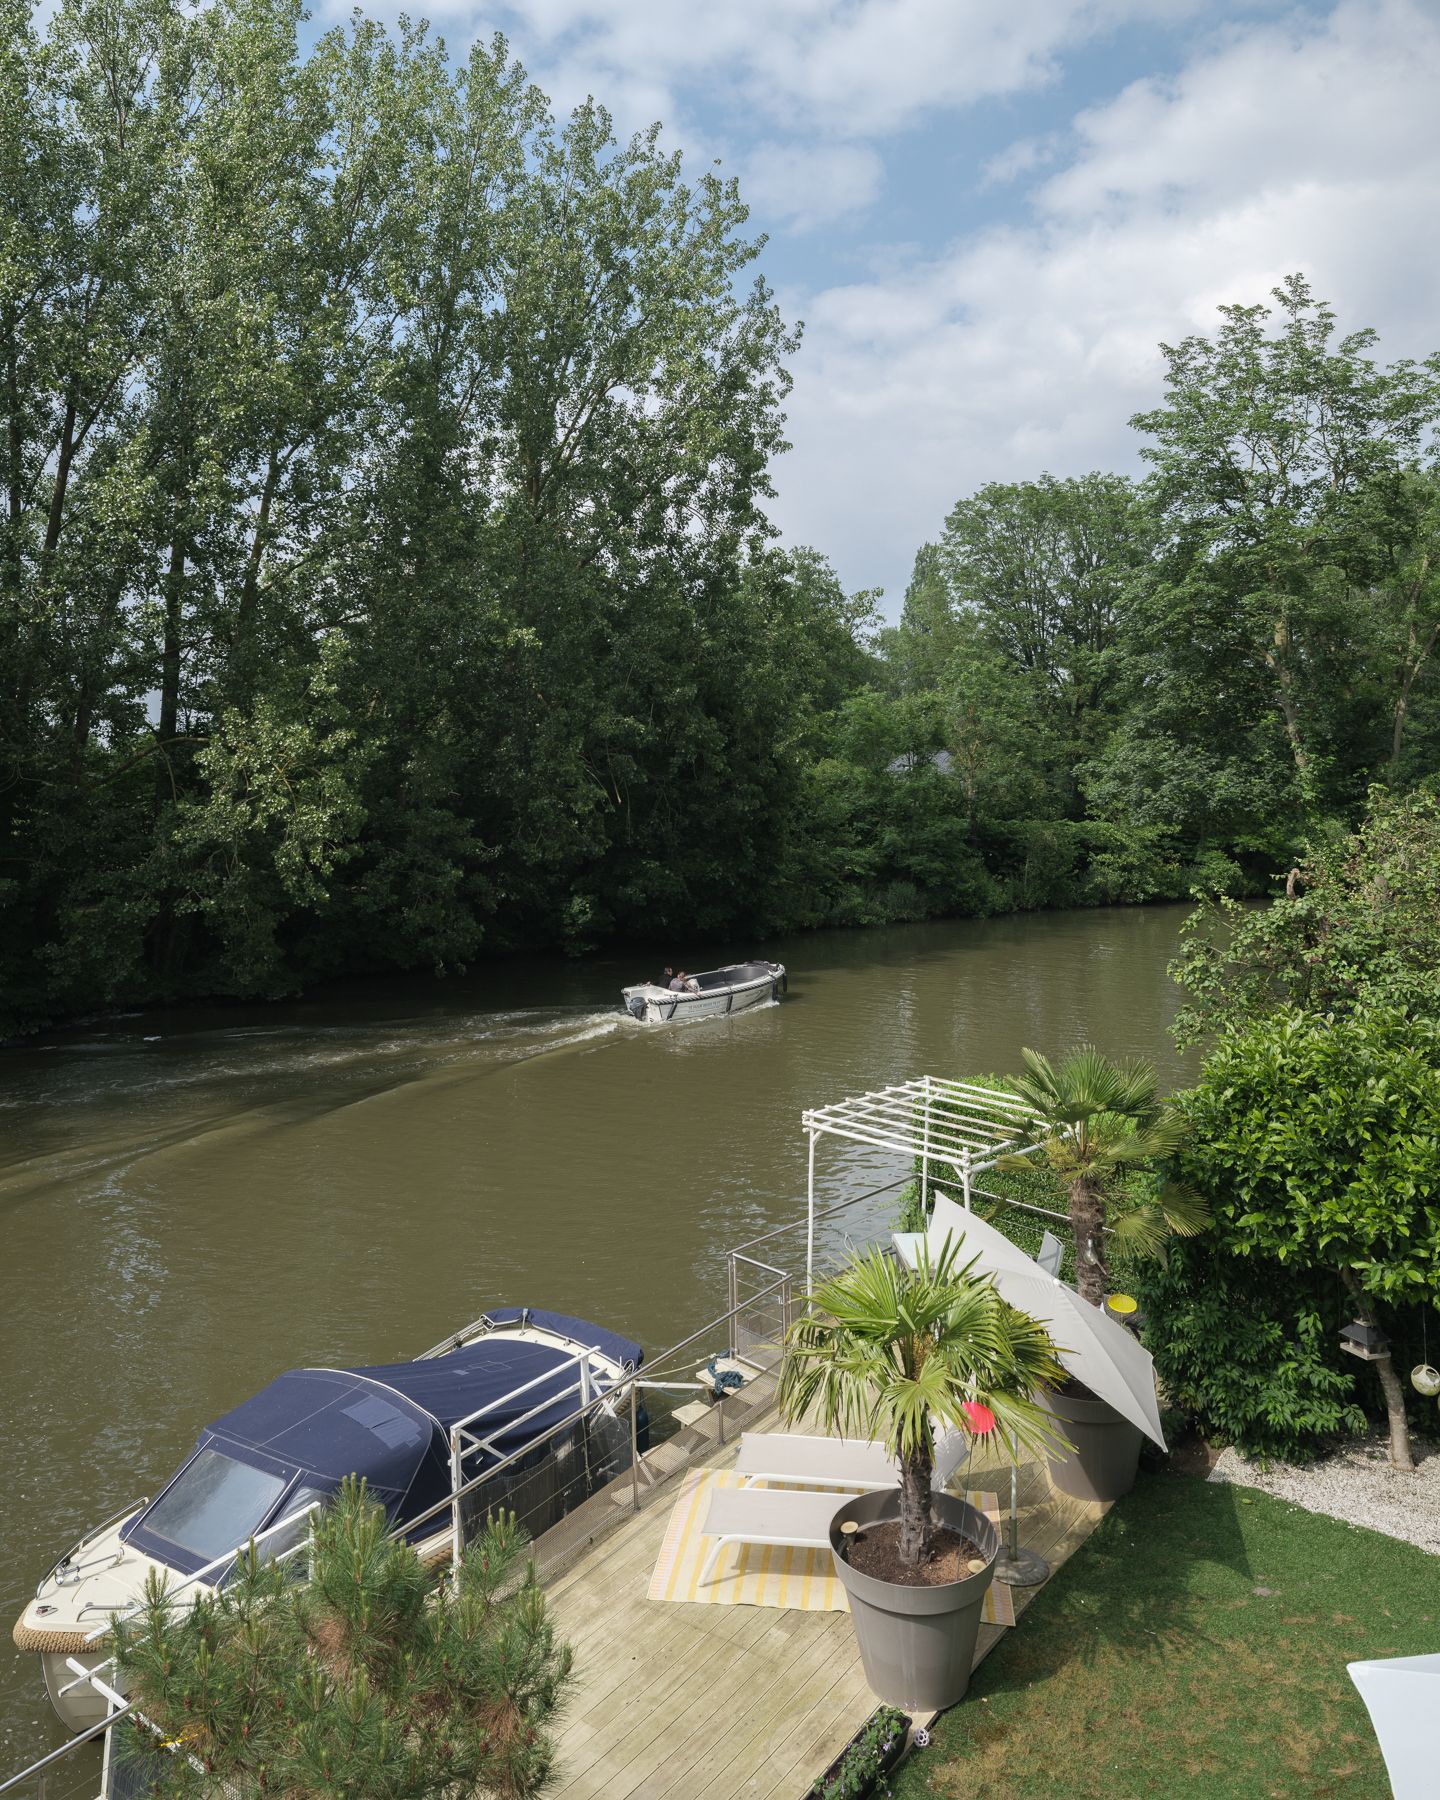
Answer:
542, 1413, 1109, 1800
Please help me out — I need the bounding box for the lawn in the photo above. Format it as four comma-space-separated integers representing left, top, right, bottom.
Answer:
893, 1471, 1439, 1800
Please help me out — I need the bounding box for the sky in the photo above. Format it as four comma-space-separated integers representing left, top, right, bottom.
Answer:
313, 0, 1440, 615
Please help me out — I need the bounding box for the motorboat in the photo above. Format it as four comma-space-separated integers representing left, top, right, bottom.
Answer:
622, 959, 786, 1023
13, 1306, 642, 1732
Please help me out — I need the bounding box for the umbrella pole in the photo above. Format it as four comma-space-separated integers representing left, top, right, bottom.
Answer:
994, 1434, 1050, 1588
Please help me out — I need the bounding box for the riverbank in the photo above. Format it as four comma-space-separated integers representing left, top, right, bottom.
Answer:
2, 896, 1201, 1048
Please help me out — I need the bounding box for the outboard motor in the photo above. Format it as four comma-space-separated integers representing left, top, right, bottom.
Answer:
627, 995, 647, 1021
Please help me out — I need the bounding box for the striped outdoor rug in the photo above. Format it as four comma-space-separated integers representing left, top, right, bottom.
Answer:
646, 1467, 1015, 1625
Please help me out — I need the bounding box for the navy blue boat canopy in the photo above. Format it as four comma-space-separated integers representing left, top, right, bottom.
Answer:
121, 1308, 642, 1575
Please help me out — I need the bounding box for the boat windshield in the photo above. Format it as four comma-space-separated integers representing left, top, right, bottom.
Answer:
141, 1448, 288, 1564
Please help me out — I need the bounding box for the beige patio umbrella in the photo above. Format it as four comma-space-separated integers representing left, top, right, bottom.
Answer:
900, 1192, 1166, 1448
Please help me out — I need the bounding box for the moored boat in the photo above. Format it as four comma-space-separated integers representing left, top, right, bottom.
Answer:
13, 1306, 641, 1732
622, 959, 786, 1022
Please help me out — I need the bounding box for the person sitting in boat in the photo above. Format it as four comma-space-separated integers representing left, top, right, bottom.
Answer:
668, 969, 699, 993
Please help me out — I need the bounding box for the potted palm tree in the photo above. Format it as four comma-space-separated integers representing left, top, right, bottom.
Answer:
780, 1240, 1065, 1711
1006, 1045, 1207, 1501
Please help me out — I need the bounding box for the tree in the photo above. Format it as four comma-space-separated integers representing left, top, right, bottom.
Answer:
0, 2, 817, 1032
1130, 275, 1440, 816
779, 1241, 1063, 1568
1178, 1008, 1440, 1471
1172, 786, 1440, 1047
940, 472, 1142, 767
1006, 1047, 1208, 1307
114, 1478, 571, 1799
884, 542, 958, 695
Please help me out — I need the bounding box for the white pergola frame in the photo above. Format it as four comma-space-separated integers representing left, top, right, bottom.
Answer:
800, 1074, 1044, 1287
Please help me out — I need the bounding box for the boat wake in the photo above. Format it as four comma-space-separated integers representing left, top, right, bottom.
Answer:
0, 1007, 631, 1203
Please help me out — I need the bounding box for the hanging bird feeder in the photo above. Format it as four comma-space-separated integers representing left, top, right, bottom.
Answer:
1104, 1293, 1145, 1330
1411, 1364, 1440, 1397
1339, 1320, 1390, 1362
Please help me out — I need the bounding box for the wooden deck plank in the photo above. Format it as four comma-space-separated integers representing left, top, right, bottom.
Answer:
554, 1606, 784, 1788
702, 1651, 876, 1800
604, 1615, 858, 1800
539, 1420, 1112, 1800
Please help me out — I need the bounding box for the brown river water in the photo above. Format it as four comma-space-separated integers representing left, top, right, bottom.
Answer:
0, 904, 1194, 1771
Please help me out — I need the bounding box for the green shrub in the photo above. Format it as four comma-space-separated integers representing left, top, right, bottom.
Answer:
1129, 1236, 1367, 1460
808, 1705, 911, 1800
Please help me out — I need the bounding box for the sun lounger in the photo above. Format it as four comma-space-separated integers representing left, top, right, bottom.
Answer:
699, 1485, 862, 1585
734, 1428, 969, 1493
734, 1432, 896, 1490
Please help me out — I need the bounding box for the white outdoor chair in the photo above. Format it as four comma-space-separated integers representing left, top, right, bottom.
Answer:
734, 1428, 970, 1493
699, 1485, 863, 1585
735, 1433, 895, 1490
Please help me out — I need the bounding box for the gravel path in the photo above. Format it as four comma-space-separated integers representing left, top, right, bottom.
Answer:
1208, 1432, 1440, 1553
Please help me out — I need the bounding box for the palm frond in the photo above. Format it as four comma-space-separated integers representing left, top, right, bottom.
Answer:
780, 1245, 1068, 1475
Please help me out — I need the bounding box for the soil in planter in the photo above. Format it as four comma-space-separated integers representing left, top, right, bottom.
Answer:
845, 1520, 985, 1587
1057, 1374, 1100, 1401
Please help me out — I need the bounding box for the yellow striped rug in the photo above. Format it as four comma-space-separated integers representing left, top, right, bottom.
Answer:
646, 1468, 1015, 1625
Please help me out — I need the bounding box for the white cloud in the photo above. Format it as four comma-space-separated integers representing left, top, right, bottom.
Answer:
739, 142, 885, 232
772, 0, 1440, 606
331, 0, 1199, 139
982, 134, 1061, 186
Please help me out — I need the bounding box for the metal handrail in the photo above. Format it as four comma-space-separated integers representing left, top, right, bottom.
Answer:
0, 1504, 323, 1797
449, 1347, 619, 1439
400, 1267, 793, 1547
725, 1175, 910, 1259
0, 1706, 132, 1795
77, 1500, 323, 1649
42, 1498, 149, 1587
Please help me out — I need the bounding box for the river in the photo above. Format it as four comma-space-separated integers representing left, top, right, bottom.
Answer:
0, 903, 1194, 1768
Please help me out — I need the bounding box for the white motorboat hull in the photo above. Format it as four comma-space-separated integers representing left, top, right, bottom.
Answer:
623, 961, 785, 1023
15, 1314, 633, 1733
43, 1651, 113, 1734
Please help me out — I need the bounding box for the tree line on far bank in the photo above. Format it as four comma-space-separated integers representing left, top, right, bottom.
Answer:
5, 0, 1440, 1039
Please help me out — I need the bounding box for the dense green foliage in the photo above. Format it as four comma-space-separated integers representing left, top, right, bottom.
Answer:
893, 1472, 1440, 1799
114, 1480, 570, 1799
0, 0, 861, 1030
1130, 1231, 1369, 1461
1172, 786, 1440, 1045
1169, 1009, 1440, 1466
1180, 1009, 1440, 1313
1142, 794, 1440, 1463
5, 0, 1440, 1035
875, 281, 1440, 914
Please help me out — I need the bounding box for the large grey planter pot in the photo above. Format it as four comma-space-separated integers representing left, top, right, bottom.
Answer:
830, 1489, 1001, 1713
1039, 1386, 1141, 1503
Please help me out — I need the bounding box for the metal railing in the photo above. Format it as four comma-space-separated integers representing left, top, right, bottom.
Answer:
0, 1503, 321, 1800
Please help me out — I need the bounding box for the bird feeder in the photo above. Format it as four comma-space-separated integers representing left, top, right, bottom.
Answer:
1339, 1320, 1390, 1362
1412, 1364, 1440, 1397
1104, 1293, 1145, 1330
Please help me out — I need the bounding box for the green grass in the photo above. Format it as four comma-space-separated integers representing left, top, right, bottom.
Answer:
893, 1472, 1439, 1800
